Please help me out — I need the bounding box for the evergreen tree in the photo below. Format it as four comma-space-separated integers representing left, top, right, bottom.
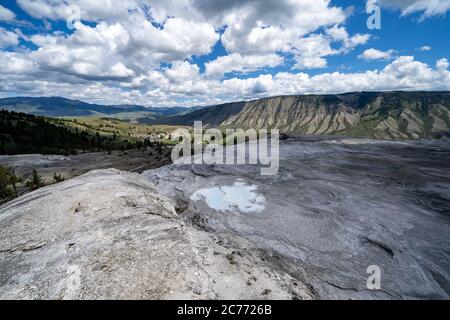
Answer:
0, 165, 14, 199
53, 173, 64, 183
26, 169, 44, 190
0, 165, 23, 200
9, 167, 22, 195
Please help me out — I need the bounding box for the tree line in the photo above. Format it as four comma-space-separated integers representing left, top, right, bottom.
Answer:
0, 110, 155, 155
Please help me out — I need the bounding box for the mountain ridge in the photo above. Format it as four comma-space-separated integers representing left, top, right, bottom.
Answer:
1, 92, 450, 140
0, 96, 191, 119
154, 91, 450, 140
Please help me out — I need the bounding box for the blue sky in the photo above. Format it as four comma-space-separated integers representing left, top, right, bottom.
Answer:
0, 0, 449, 107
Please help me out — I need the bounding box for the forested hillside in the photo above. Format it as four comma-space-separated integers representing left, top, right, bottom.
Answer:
0, 110, 143, 155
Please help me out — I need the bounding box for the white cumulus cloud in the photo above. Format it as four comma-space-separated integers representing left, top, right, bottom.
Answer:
205, 53, 284, 78
367, 0, 450, 20
0, 5, 16, 21
419, 45, 432, 51
359, 48, 396, 60
0, 28, 20, 48
0, 1, 447, 107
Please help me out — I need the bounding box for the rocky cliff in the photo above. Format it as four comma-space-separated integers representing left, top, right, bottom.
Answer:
145, 101, 246, 127
158, 92, 450, 140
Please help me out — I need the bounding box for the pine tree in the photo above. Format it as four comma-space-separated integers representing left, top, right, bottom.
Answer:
53, 173, 64, 183
0, 165, 14, 199
26, 169, 44, 190
9, 168, 22, 195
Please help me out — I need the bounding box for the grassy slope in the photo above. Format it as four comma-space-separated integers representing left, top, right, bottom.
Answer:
59, 116, 190, 145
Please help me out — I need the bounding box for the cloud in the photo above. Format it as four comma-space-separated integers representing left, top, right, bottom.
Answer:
131, 17, 220, 60
2, 53, 448, 107
205, 53, 284, 78
213, 56, 450, 100
219, 0, 347, 55
436, 58, 449, 71
0, 5, 16, 22
3, 0, 368, 84
0, 28, 20, 48
367, 0, 450, 20
0, 51, 38, 74
27, 22, 134, 81
24, 17, 218, 81
16, 0, 138, 21
291, 34, 335, 69
164, 61, 201, 82
326, 25, 371, 52
272, 56, 450, 95
0, 1, 447, 107
15, 1, 220, 64
359, 48, 396, 60
291, 27, 370, 70
418, 45, 432, 51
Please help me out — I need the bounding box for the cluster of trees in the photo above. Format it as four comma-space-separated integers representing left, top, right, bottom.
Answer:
0, 165, 68, 202
0, 110, 147, 155
0, 165, 45, 202
0, 165, 22, 200
26, 169, 44, 191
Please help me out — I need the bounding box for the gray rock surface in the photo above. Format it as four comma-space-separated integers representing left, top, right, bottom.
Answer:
0, 169, 312, 300
144, 137, 450, 299
1, 136, 449, 300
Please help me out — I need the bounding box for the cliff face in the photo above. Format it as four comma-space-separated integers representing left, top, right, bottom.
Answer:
222, 95, 361, 134
221, 92, 450, 140
159, 92, 450, 140
146, 101, 246, 127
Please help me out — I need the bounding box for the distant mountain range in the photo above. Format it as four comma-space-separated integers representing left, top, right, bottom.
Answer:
1, 92, 450, 140
0, 96, 195, 120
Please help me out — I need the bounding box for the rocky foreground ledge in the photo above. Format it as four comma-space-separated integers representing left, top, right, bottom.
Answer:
0, 169, 312, 300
